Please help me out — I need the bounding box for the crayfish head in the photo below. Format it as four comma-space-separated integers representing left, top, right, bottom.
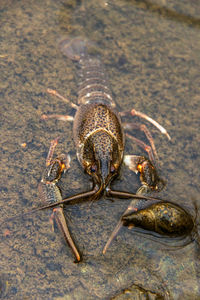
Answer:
84, 131, 123, 192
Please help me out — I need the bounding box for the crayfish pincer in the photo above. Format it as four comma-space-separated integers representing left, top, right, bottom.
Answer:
38, 138, 81, 262
103, 199, 198, 254
122, 201, 195, 238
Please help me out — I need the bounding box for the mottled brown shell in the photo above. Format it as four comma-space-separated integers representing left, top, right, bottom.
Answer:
73, 103, 124, 170
122, 202, 194, 237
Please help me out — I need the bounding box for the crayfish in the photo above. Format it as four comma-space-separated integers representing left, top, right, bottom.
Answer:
37, 37, 196, 261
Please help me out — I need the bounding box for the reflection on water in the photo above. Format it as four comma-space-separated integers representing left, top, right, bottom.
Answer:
0, 0, 200, 299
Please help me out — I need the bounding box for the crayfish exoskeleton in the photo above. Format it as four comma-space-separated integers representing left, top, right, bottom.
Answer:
36, 37, 197, 261
122, 201, 194, 238
38, 138, 81, 262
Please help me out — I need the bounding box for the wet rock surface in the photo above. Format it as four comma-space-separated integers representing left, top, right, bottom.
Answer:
0, 0, 200, 299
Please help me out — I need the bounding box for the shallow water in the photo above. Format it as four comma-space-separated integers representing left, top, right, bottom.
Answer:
0, 0, 200, 299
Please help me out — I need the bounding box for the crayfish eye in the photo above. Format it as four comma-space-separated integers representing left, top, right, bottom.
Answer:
90, 165, 97, 173
110, 165, 116, 174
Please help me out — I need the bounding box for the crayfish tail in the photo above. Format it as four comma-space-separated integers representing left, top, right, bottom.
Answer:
58, 36, 96, 61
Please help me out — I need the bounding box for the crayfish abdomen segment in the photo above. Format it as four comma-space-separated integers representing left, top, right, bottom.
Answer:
78, 57, 115, 107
